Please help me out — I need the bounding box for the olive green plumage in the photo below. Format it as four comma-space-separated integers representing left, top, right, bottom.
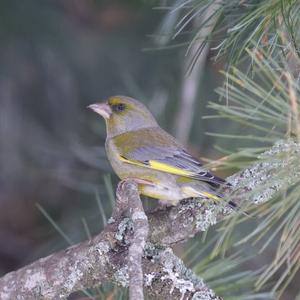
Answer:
89, 95, 228, 205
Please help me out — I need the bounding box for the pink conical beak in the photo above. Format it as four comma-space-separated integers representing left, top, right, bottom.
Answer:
87, 103, 112, 119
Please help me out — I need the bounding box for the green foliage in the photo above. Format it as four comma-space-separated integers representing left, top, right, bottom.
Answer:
206, 48, 300, 298
209, 48, 299, 141
156, 0, 300, 70
184, 236, 274, 299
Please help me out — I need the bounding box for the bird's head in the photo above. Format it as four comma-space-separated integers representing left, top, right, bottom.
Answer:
88, 96, 157, 138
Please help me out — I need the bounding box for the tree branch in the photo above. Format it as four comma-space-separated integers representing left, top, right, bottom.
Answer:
0, 139, 299, 299
116, 179, 149, 300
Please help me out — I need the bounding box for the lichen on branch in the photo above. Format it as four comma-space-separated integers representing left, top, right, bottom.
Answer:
0, 139, 299, 299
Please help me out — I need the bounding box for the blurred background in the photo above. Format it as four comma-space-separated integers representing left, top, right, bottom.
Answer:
1, 1, 298, 299
0, 0, 225, 272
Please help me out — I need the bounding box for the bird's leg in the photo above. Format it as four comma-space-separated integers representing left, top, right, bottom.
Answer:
112, 177, 153, 220
113, 179, 136, 219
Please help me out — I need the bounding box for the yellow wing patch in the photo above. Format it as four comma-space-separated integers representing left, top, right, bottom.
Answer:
119, 155, 146, 167
201, 192, 221, 201
148, 160, 195, 177
118, 155, 195, 177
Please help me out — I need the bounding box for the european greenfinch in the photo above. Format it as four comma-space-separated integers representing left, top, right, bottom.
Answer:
88, 96, 230, 206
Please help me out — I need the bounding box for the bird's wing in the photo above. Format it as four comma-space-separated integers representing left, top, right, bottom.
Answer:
114, 128, 226, 186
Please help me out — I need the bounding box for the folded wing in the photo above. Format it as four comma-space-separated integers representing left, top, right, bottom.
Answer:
116, 128, 226, 186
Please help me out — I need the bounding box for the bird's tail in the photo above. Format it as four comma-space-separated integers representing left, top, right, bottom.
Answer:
200, 191, 237, 210
182, 182, 246, 214
199, 188, 250, 216
204, 180, 242, 212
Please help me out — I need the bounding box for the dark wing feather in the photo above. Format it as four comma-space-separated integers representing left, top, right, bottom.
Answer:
125, 145, 226, 186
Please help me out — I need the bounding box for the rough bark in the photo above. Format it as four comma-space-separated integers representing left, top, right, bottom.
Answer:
0, 139, 299, 299
116, 179, 149, 300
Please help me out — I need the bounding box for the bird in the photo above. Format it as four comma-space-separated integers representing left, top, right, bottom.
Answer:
88, 95, 232, 207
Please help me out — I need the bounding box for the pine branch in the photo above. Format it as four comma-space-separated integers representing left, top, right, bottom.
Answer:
0, 139, 299, 299
0, 181, 220, 300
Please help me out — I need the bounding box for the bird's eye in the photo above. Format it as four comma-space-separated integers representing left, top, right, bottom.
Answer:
112, 103, 126, 112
